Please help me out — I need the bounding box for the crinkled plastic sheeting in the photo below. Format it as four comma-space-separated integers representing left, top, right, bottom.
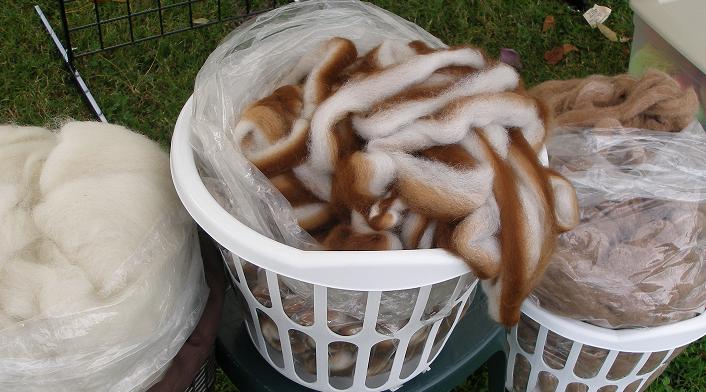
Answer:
532, 122, 706, 329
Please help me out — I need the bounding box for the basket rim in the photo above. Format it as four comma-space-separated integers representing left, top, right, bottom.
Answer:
171, 96, 474, 291
521, 300, 706, 352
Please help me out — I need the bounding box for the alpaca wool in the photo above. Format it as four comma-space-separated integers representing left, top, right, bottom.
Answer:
532, 125, 706, 329
511, 124, 706, 392
529, 70, 699, 132
0, 122, 206, 391
231, 37, 580, 327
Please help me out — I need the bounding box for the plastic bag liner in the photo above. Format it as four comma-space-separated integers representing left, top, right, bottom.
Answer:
531, 122, 706, 329
189, 0, 464, 376
190, 0, 445, 250
0, 209, 207, 392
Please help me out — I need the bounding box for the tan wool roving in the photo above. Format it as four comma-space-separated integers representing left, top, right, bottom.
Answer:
529, 69, 699, 132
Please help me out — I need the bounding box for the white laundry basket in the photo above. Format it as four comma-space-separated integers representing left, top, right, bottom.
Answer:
170, 97, 479, 392
506, 300, 706, 392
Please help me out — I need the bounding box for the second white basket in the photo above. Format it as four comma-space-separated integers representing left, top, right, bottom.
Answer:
507, 300, 706, 392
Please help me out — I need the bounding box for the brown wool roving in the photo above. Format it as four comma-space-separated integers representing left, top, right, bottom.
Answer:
230, 37, 580, 327
533, 126, 706, 330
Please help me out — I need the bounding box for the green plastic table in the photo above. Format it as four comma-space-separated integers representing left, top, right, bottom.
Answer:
216, 286, 508, 392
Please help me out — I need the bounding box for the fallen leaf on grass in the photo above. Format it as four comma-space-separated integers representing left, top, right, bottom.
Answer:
544, 44, 579, 65
499, 48, 522, 70
544, 46, 565, 65
192, 17, 210, 25
562, 44, 578, 53
542, 15, 555, 32
597, 23, 618, 42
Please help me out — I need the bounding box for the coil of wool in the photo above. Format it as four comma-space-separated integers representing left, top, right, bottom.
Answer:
529, 69, 699, 132
0, 122, 206, 391
231, 37, 580, 327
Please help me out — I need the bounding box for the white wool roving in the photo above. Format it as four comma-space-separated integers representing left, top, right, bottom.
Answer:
38, 121, 171, 194
0, 126, 56, 270
0, 122, 207, 392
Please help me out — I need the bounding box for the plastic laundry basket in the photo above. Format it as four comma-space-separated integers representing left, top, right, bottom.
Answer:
184, 352, 217, 392
170, 97, 480, 392
506, 300, 706, 392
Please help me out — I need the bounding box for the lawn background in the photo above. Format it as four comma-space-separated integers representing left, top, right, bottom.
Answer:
1, 1, 704, 391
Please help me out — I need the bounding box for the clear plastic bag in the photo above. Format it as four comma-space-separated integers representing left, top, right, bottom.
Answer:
531, 122, 706, 329
190, 0, 444, 250
0, 123, 207, 391
189, 0, 464, 375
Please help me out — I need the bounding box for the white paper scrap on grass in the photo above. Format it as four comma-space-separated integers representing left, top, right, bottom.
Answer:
583, 4, 612, 28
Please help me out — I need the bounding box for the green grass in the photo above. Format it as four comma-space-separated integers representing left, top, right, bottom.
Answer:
1, 0, 704, 391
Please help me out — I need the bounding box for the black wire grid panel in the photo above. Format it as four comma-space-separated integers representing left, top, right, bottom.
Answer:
36, 1, 283, 120
57, 0, 281, 62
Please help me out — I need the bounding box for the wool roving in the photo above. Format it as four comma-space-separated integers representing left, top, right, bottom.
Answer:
308, 45, 488, 174
529, 69, 699, 132
0, 126, 56, 271
231, 37, 580, 326
351, 63, 522, 140
0, 122, 206, 391
533, 126, 706, 329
